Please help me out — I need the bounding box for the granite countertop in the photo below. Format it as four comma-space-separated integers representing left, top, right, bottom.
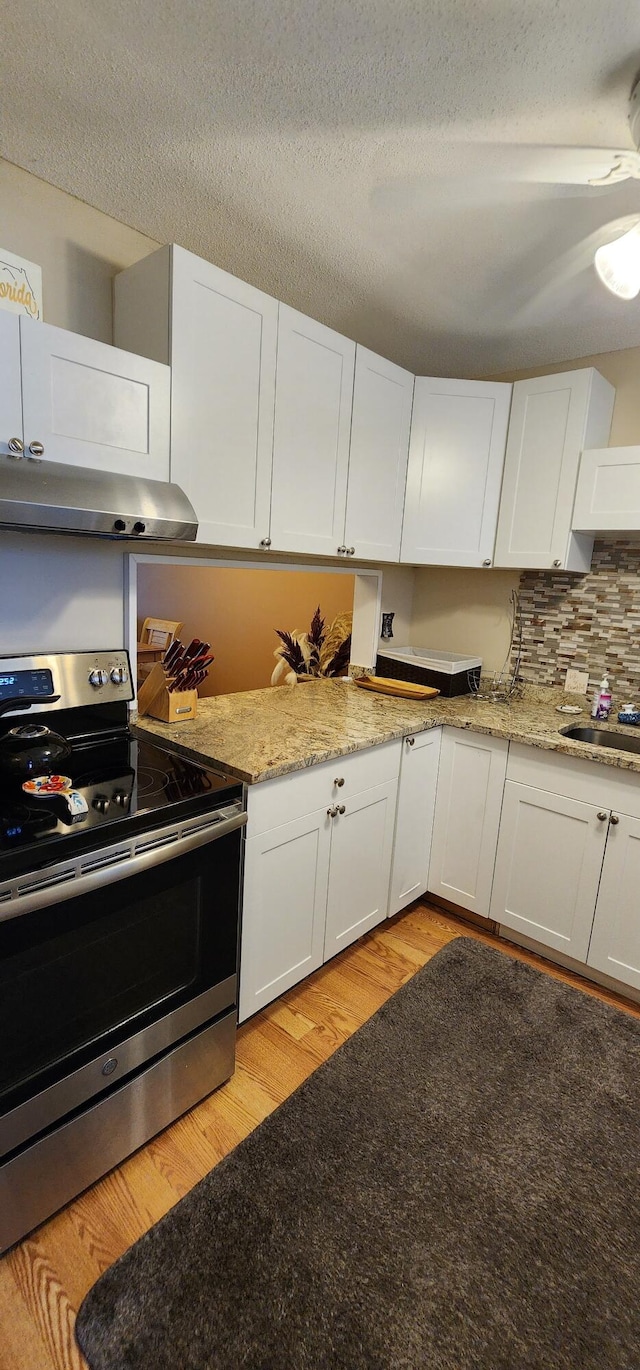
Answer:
133, 678, 640, 785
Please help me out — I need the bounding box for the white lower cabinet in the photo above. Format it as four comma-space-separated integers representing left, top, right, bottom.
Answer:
240, 809, 331, 1021
239, 740, 401, 1021
587, 814, 640, 990
323, 779, 398, 959
428, 729, 508, 916
389, 729, 442, 916
490, 782, 608, 961
240, 725, 640, 1023
492, 745, 640, 994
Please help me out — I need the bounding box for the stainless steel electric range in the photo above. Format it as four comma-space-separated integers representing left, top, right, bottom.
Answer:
0, 650, 246, 1254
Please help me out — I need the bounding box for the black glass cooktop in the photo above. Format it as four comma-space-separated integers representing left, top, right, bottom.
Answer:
0, 733, 242, 869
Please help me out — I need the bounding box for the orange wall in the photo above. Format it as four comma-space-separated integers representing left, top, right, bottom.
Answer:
138, 565, 355, 696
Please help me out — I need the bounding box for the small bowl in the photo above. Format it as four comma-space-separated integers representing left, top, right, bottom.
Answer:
618, 710, 640, 726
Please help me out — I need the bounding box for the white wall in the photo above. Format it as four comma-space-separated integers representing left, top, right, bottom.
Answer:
0, 532, 125, 654
410, 566, 520, 673
377, 564, 415, 650
0, 159, 159, 343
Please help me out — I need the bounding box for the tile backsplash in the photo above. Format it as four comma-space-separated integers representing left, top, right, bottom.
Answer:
515, 540, 640, 702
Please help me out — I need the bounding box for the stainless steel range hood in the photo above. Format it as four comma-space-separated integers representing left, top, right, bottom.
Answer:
0, 454, 198, 541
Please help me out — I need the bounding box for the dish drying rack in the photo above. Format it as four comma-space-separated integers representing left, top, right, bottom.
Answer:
468, 590, 524, 704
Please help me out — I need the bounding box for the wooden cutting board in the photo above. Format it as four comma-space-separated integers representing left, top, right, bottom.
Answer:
353, 675, 440, 701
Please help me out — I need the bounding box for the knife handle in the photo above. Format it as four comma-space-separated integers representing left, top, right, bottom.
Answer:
163, 638, 182, 668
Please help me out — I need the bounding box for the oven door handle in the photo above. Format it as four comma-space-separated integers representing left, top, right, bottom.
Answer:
0, 807, 248, 923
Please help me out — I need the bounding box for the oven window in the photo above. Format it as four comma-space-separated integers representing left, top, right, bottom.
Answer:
0, 830, 241, 1114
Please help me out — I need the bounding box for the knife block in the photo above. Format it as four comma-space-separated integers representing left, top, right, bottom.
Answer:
137, 662, 198, 723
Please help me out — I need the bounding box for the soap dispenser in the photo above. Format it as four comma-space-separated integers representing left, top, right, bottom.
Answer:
596, 675, 612, 721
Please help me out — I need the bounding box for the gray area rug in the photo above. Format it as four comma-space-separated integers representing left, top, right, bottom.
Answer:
76, 938, 640, 1369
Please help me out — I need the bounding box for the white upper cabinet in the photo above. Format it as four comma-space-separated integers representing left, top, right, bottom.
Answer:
0, 313, 170, 479
400, 377, 511, 567
343, 347, 414, 562
0, 312, 22, 457
493, 368, 615, 571
115, 244, 278, 548
269, 305, 355, 556
573, 446, 640, 534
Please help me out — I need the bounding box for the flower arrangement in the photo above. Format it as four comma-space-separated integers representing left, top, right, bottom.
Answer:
271, 606, 352, 686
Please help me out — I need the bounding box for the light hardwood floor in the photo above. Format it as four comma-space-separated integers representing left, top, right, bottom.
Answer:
1, 901, 639, 1370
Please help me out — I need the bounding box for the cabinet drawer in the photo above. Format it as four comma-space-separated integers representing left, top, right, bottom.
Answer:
507, 743, 640, 820
246, 738, 402, 836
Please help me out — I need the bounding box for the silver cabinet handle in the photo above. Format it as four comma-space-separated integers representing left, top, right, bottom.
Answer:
7, 437, 24, 456
347, 547, 355, 556
337, 545, 347, 555
327, 806, 338, 818
337, 804, 346, 815
597, 811, 608, 822
259, 537, 272, 548
28, 441, 44, 457
333, 777, 345, 787
610, 813, 620, 825
482, 558, 492, 567
553, 558, 562, 568
406, 735, 415, 746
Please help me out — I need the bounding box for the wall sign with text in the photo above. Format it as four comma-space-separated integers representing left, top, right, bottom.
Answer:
0, 249, 42, 320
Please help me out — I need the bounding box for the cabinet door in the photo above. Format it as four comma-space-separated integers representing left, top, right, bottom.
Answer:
400, 378, 511, 567
19, 318, 170, 479
343, 347, 414, 562
573, 446, 640, 534
588, 813, 640, 990
270, 305, 355, 556
493, 369, 614, 571
239, 808, 331, 1021
323, 779, 397, 960
0, 312, 23, 456
389, 729, 441, 916
491, 781, 607, 960
170, 246, 278, 549
429, 728, 508, 917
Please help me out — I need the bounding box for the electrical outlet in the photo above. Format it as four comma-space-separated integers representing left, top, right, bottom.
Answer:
564, 669, 589, 694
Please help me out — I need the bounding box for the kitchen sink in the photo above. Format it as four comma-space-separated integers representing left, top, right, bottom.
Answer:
560, 725, 640, 756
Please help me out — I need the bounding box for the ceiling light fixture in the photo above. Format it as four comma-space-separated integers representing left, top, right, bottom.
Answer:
594, 223, 640, 300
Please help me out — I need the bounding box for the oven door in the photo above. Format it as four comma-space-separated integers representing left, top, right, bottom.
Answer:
0, 808, 246, 1159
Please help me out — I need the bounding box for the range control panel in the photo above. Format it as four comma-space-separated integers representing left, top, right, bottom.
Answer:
0, 652, 134, 716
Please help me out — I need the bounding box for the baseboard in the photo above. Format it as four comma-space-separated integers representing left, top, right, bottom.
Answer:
499, 926, 640, 1009
397, 898, 640, 1016
419, 892, 498, 934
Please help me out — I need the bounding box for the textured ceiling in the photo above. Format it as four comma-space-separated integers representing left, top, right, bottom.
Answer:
4, 0, 640, 373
